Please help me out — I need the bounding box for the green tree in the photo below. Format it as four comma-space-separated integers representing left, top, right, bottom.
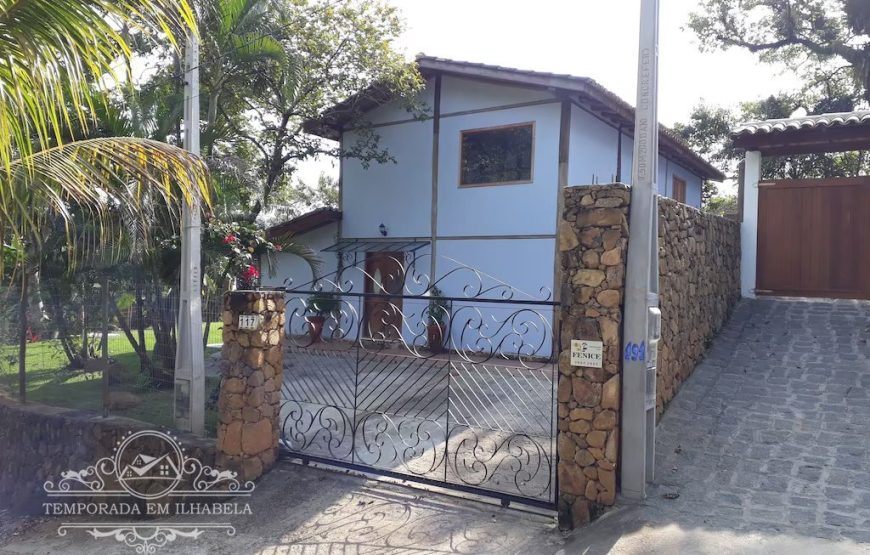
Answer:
705, 194, 739, 217
268, 173, 338, 224
220, 0, 422, 219
0, 1, 215, 399
673, 104, 737, 205
0, 0, 208, 275
676, 91, 870, 192
689, 0, 870, 100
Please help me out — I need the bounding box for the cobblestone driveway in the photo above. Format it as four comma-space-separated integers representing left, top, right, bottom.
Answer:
648, 297, 870, 544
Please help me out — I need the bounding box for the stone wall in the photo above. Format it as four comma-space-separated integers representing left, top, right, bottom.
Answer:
0, 398, 215, 514
556, 184, 741, 528
656, 197, 741, 417
557, 184, 629, 528
217, 291, 285, 481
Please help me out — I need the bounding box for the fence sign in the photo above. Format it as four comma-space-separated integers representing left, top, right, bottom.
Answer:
238, 314, 263, 331
571, 339, 603, 368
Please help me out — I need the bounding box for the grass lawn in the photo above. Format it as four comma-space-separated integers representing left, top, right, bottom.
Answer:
0, 323, 224, 435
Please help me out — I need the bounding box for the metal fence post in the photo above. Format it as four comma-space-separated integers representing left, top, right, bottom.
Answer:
18, 274, 28, 403
102, 274, 110, 418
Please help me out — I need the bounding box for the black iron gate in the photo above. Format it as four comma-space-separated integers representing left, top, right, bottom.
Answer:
277, 254, 558, 508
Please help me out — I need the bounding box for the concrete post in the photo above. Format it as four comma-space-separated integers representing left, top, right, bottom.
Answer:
217, 291, 285, 481
741, 151, 762, 298
175, 31, 205, 435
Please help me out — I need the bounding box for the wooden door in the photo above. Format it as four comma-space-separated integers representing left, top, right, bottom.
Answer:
363, 252, 404, 340
756, 177, 870, 299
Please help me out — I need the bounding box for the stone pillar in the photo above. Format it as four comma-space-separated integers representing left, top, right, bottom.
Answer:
557, 184, 629, 529
217, 291, 285, 481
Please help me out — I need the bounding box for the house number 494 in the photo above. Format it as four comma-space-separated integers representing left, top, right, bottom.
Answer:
624, 341, 646, 361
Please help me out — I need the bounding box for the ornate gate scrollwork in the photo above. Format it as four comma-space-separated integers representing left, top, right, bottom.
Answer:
277, 255, 558, 507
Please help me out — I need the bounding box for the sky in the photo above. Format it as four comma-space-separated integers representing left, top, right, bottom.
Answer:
297, 0, 804, 189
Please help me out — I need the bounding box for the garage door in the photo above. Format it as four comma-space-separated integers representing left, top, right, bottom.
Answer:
757, 177, 870, 299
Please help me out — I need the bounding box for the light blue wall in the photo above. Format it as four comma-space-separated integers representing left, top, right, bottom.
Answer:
661, 158, 704, 207
568, 105, 620, 185
436, 238, 556, 358
439, 75, 552, 113
437, 101, 562, 236
614, 131, 705, 208
261, 223, 339, 291
365, 78, 436, 124
435, 238, 555, 298
342, 119, 433, 238
343, 74, 708, 242
263, 223, 342, 339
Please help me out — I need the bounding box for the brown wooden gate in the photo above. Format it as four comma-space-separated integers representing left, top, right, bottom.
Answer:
757, 177, 870, 299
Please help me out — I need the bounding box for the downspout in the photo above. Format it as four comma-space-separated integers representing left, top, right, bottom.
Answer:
616, 124, 623, 182
553, 98, 571, 354
335, 130, 344, 283
429, 74, 442, 280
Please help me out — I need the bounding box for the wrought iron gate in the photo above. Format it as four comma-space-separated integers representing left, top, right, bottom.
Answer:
277, 254, 558, 508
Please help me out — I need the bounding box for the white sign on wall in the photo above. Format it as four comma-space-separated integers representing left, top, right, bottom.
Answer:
238, 314, 264, 330
570, 339, 604, 368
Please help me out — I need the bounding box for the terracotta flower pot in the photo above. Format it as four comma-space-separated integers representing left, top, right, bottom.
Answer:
306, 315, 326, 343
427, 323, 446, 354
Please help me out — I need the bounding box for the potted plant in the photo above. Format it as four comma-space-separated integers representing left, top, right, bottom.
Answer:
426, 286, 449, 354
306, 292, 339, 342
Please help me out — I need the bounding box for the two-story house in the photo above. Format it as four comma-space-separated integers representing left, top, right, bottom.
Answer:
265, 57, 723, 344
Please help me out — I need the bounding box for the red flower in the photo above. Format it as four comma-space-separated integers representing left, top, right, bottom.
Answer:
274, 244, 282, 252
242, 265, 260, 280
223, 234, 236, 244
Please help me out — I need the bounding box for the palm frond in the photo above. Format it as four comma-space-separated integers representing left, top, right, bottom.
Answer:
1, 137, 210, 273
0, 0, 197, 178
230, 33, 286, 65
263, 233, 320, 279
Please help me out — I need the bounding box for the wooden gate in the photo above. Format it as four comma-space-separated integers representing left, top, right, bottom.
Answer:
757, 177, 870, 299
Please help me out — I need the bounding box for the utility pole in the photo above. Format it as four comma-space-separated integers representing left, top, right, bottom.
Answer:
175, 29, 205, 435
621, 0, 662, 500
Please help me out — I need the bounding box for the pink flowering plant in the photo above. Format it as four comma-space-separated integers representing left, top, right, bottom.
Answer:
204, 219, 284, 289
159, 217, 316, 291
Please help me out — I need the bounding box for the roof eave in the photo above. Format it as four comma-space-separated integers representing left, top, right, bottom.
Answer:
306, 57, 724, 181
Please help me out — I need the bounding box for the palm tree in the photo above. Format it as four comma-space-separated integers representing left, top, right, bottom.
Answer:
0, 0, 206, 400
200, 0, 286, 155
0, 0, 209, 275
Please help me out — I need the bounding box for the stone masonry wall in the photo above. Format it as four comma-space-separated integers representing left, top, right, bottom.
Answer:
656, 197, 741, 417
217, 291, 285, 482
556, 184, 741, 528
557, 184, 629, 528
0, 397, 215, 514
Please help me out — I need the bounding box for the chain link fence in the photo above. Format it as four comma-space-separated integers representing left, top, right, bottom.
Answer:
0, 280, 224, 436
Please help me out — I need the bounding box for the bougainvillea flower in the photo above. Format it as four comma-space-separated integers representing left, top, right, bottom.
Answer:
242, 265, 260, 280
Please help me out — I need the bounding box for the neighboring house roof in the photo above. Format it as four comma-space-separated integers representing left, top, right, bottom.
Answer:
732, 110, 870, 155
304, 56, 725, 181
267, 208, 341, 238
733, 111, 870, 136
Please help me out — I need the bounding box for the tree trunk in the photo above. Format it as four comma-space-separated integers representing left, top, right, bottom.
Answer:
112, 298, 153, 374
150, 286, 177, 387
47, 286, 82, 368
135, 271, 147, 357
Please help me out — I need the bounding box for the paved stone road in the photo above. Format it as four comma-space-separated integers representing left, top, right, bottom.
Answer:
646, 297, 870, 544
